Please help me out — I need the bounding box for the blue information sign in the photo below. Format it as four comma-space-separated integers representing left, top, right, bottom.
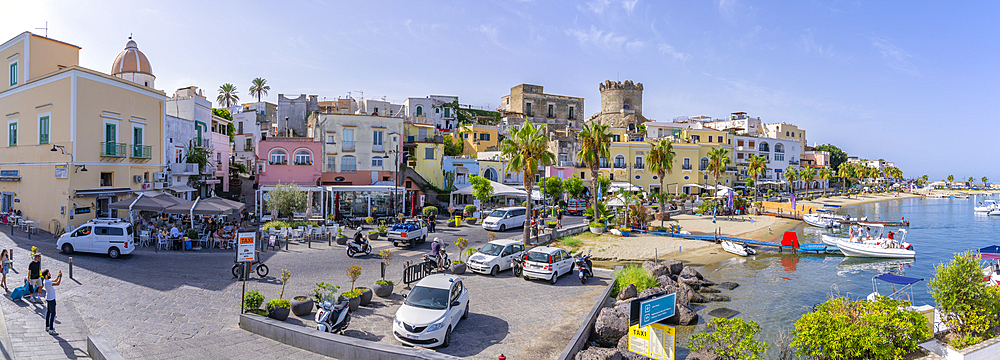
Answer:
631, 292, 676, 329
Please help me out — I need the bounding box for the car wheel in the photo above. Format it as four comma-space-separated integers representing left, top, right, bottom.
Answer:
61, 244, 73, 254
499, 224, 506, 232
490, 265, 499, 276
462, 301, 469, 319
550, 272, 558, 285
108, 247, 120, 259
441, 326, 452, 348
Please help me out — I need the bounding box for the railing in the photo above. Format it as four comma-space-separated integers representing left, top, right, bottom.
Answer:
169, 163, 199, 174
559, 161, 574, 167
131, 144, 152, 159
343, 140, 355, 151
294, 160, 313, 166
789, 160, 799, 165
726, 167, 738, 172
101, 142, 127, 157
269, 160, 287, 165
682, 165, 692, 170
633, 163, 644, 169
244, 144, 253, 151
613, 163, 627, 169
373, 144, 384, 152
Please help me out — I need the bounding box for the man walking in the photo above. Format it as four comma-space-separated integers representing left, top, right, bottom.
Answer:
28, 254, 41, 302
42, 269, 62, 335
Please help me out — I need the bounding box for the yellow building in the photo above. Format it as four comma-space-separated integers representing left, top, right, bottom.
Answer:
403, 123, 445, 189
0, 32, 165, 232
452, 124, 498, 157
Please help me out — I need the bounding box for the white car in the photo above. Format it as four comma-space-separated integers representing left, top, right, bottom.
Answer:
393, 274, 469, 348
467, 240, 525, 276
481, 207, 526, 232
56, 218, 135, 259
522, 246, 574, 284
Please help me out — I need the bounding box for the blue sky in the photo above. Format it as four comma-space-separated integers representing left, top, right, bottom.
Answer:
4, 0, 998, 181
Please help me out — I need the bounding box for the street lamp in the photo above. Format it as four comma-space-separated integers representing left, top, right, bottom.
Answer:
51, 145, 86, 172
383, 149, 406, 217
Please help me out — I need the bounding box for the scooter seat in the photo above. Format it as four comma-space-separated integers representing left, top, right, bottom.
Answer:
334, 302, 348, 311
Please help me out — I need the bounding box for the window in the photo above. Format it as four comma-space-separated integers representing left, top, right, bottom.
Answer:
100, 172, 113, 187
748, 141, 755, 148
775, 143, 784, 153
7, 120, 16, 147
700, 157, 709, 170
704, 175, 709, 180
175, 149, 182, 163
326, 134, 334, 144
373, 130, 384, 151
294, 150, 311, 165
600, 157, 609, 168
737, 153, 744, 159
759, 142, 769, 152
691, 135, 700, 142
269, 149, 287, 165
634, 156, 643, 169
38, 114, 50, 144
479, 133, 490, 141
444, 108, 451, 118
548, 104, 554, 117
133, 125, 144, 157
785, 131, 789, 136
372, 157, 383, 167
327, 156, 335, 171
559, 154, 568, 163
623, 100, 631, 110
569, 106, 574, 119
737, 140, 744, 147
341, 155, 356, 172
343, 129, 355, 151
580, 172, 585, 179
238, 121, 243, 134
8, 60, 17, 86
416, 106, 423, 116
774, 153, 785, 161
683, 158, 691, 170
609, 173, 614, 180
614, 155, 626, 168
245, 138, 252, 151
613, 135, 621, 142
425, 147, 434, 159
484, 168, 498, 182
525, 103, 531, 116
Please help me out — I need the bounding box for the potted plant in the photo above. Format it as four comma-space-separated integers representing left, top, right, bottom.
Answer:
367, 230, 379, 241
545, 220, 557, 229
376, 224, 388, 237
290, 295, 313, 317
340, 289, 362, 312
356, 286, 373, 306
589, 221, 606, 234
374, 249, 394, 297
618, 227, 631, 237
452, 238, 469, 274
335, 227, 348, 245
464, 204, 477, 220
584, 206, 593, 221
266, 297, 291, 321
243, 289, 266, 316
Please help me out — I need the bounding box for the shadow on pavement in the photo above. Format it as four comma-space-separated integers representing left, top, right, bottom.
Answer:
438, 312, 509, 358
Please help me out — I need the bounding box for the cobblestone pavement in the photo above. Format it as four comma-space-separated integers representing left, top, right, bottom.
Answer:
0, 216, 596, 359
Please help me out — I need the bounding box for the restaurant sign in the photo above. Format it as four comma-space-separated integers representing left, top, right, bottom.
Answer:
0, 170, 18, 177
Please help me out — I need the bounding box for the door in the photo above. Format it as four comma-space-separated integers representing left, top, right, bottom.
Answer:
558, 250, 572, 275
93, 226, 112, 253
500, 245, 514, 271
133, 127, 143, 157
70, 226, 94, 252
105, 123, 117, 155
449, 281, 465, 328
106, 226, 127, 253
96, 198, 110, 218
0, 194, 11, 212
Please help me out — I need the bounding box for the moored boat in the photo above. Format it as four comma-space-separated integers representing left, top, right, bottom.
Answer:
835, 225, 915, 258
721, 240, 756, 257
974, 200, 998, 212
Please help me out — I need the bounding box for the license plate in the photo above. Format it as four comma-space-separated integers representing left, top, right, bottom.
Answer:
405, 333, 416, 339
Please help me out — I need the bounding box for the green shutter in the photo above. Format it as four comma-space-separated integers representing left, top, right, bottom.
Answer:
9, 62, 16, 86
8, 122, 16, 146
38, 116, 49, 144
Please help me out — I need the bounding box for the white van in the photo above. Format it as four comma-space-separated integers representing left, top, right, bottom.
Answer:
482, 207, 527, 232
56, 218, 135, 259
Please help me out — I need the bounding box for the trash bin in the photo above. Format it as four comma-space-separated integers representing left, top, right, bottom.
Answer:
184, 239, 192, 251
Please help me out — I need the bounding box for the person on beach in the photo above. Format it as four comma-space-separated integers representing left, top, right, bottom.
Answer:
28, 254, 41, 302
0, 249, 9, 291
42, 269, 62, 335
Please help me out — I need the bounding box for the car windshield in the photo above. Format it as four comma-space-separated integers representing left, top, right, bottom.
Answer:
478, 243, 504, 256
526, 251, 549, 263
488, 210, 508, 218
405, 286, 450, 310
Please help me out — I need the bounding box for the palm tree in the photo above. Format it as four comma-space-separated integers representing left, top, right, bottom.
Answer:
983, 176, 989, 185
249, 78, 270, 103
501, 122, 555, 245
577, 123, 613, 219
947, 175, 954, 185
920, 174, 929, 186
800, 168, 815, 194
818, 167, 833, 195
968, 176, 975, 185
217, 83, 239, 108
747, 155, 767, 201
706, 147, 731, 194
646, 139, 675, 225
784, 167, 799, 196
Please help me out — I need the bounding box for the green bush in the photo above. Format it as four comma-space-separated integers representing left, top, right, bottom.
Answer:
262, 220, 317, 230
422, 206, 439, 217
266, 298, 290, 309
186, 228, 198, 239
464, 204, 477, 214
689, 317, 768, 360
791, 296, 930, 360
929, 251, 1000, 348
612, 265, 658, 297
588, 221, 606, 228
376, 279, 393, 286
341, 289, 362, 298
243, 289, 265, 313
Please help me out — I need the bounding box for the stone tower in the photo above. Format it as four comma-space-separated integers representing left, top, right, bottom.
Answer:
591, 80, 646, 133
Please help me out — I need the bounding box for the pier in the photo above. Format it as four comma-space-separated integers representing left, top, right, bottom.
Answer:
643, 230, 842, 255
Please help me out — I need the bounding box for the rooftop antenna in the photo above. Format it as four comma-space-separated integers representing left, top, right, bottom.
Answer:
36, 21, 49, 37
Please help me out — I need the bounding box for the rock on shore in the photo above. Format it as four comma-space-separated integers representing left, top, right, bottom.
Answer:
592, 306, 628, 347
575, 346, 622, 360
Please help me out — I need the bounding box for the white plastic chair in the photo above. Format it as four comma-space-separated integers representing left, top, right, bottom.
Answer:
139, 231, 151, 247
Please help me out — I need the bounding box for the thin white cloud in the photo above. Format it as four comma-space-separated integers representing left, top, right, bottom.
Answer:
623, 0, 638, 14
626, 40, 645, 53
474, 24, 514, 53
579, 0, 612, 15
565, 26, 629, 52
718, 0, 738, 20
872, 38, 918, 75
800, 28, 832, 57
658, 43, 690, 62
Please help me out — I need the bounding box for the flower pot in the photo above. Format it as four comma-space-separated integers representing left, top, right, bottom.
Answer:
546, 223, 556, 229
346, 296, 361, 312
367, 233, 379, 241
373, 282, 394, 298
290, 296, 314, 317
466, 218, 477, 225
452, 263, 467, 275
378, 232, 387, 238
336, 236, 348, 245
356, 287, 373, 306
267, 305, 290, 321
589, 226, 606, 234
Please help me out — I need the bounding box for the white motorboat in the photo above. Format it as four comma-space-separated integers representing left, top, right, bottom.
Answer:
836, 228, 914, 258
974, 200, 998, 212
821, 234, 842, 246
803, 210, 846, 228
989, 208, 1000, 216
721, 240, 756, 257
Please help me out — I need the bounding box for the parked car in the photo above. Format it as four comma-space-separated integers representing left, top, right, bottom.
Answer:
56, 218, 134, 259
522, 245, 574, 284
482, 207, 526, 232
388, 219, 428, 248
567, 199, 587, 215
393, 274, 469, 348
467, 240, 525, 276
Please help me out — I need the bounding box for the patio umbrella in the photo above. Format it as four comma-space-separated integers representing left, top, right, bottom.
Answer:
163, 198, 229, 215
108, 194, 176, 212
200, 197, 245, 214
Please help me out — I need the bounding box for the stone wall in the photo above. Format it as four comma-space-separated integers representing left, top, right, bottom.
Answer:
591, 80, 647, 131
277, 94, 319, 137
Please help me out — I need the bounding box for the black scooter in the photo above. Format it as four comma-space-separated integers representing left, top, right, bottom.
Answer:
512, 251, 526, 278
576, 251, 593, 284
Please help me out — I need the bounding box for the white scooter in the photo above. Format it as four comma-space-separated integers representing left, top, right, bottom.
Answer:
347, 233, 372, 258
315, 298, 351, 334
422, 244, 451, 272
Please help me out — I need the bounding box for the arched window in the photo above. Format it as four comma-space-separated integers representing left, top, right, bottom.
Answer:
775, 143, 784, 153
484, 168, 498, 182
785, 131, 789, 136
614, 155, 626, 168
759, 142, 769, 152
269, 149, 287, 165
416, 106, 423, 116
700, 157, 709, 171
341, 155, 356, 172
623, 100, 631, 110
294, 150, 312, 165
371, 156, 384, 167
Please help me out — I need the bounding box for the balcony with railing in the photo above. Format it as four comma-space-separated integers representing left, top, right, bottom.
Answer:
169, 163, 200, 175
341, 164, 356, 173
559, 161, 574, 167
373, 143, 384, 152
613, 162, 627, 169
343, 140, 356, 152
682, 165, 693, 170
101, 142, 127, 158
633, 163, 644, 169
788, 160, 799, 165
131, 144, 152, 159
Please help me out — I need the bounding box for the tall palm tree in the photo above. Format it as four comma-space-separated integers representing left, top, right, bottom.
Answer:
217, 83, 239, 108
920, 174, 929, 185
947, 175, 955, 185
646, 139, 675, 225
983, 176, 989, 185
968, 176, 975, 185
800, 168, 815, 193
784, 167, 799, 196
501, 122, 555, 245
249, 78, 270, 103
577, 123, 613, 219
747, 155, 767, 201
707, 147, 731, 198
818, 167, 833, 194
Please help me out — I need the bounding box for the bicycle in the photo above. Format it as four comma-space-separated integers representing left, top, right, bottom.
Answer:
232, 251, 269, 278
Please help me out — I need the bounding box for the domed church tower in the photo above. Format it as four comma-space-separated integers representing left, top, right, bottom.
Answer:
111, 37, 155, 88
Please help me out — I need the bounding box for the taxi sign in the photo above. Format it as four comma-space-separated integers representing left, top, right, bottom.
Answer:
628, 323, 675, 360
630, 292, 676, 328
237, 232, 256, 262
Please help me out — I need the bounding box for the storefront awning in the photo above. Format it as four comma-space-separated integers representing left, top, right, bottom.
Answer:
325, 185, 405, 192
75, 187, 134, 198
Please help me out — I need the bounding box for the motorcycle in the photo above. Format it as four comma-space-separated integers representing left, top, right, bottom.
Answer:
422, 245, 451, 272
346, 237, 372, 258
576, 251, 594, 284
512, 251, 526, 278
315, 299, 351, 334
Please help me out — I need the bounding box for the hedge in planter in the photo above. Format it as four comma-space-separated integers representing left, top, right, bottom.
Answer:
791, 296, 929, 360
243, 289, 266, 316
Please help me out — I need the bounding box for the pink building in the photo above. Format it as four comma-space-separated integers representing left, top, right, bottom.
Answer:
256, 138, 323, 186
802, 150, 831, 169
544, 166, 577, 180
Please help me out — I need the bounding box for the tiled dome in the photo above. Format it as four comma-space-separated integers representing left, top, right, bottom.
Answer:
111, 39, 153, 76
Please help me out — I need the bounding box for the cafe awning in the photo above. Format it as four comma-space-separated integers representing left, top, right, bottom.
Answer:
164, 198, 229, 215
200, 197, 245, 213
165, 184, 196, 193
325, 185, 404, 193
108, 194, 178, 212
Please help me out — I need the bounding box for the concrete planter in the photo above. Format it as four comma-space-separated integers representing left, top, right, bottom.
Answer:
267, 305, 290, 321
356, 288, 373, 306
367, 233, 379, 241
452, 263, 467, 275
290, 296, 314, 317
465, 218, 477, 225
336, 236, 348, 245
589, 226, 606, 234
338, 295, 361, 312
373, 282, 393, 298
920, 335, 1000, 360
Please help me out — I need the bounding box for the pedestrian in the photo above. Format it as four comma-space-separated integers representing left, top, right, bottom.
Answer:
556, 210, 563, 229
42, 269, 62, 335
28, 254, 41, 302
428, 213, 436, 233
0, 249, 9, 291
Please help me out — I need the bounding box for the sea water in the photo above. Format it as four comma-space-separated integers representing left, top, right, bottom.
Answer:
677, 196, 1000, 357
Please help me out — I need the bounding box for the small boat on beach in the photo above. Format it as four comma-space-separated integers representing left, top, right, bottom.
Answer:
974, 200, 998, 212
721, 240, 756, 257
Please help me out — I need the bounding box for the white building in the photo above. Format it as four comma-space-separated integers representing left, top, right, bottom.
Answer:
165, 85, 231, 196
357, 99, 404, 118
704, 112, 763, 136
403, 95, 458, 129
